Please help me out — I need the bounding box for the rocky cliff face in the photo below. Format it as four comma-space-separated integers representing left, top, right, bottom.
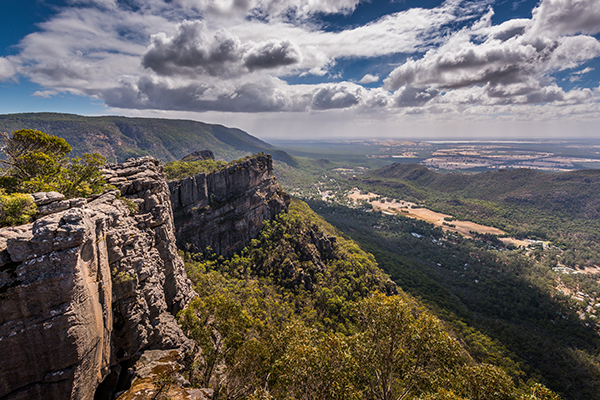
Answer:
169, 154, 289, 256
0, 157, 195, 400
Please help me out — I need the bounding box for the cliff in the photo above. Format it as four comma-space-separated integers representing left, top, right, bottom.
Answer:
169, 154, 290, 256
0, 157, 195, 400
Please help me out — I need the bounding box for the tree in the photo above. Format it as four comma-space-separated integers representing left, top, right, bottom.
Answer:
353, 293, 462, 400
272, 322, 362, 400
0, 129, 109, 197
0, 129, 71, 183
178, 293, 256, 400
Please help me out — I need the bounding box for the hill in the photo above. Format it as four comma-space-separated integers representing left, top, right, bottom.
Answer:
358, 163, 600, 267
0, 112, 295, 164
370, 163, 600, 219
175, 199, 555, 400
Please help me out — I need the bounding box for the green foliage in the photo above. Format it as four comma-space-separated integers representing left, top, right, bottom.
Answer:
164, 159, 227, 180
354, 293, 462, 400
111, 268, 136, 283
152, 370, 177, 400
117, 195, 139, 215
0, 113, 281, 163
0, 191, 37, 227
0, 129, 70, 191
177, 199, 558, 400
358, 163, 600, 269
307, 199, 600, 400
0, 129, 111, 198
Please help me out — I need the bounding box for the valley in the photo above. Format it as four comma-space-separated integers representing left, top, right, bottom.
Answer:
3, 114, 600, 399
346, 188, 510, 240
272, 138, 600, 399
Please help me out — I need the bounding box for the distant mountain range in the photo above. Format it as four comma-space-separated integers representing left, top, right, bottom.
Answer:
0, 113, 295, 164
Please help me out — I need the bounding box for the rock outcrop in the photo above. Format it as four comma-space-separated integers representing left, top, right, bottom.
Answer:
169, 154, 289, 256
181, 150, 215, 162
0, 157, 195, 400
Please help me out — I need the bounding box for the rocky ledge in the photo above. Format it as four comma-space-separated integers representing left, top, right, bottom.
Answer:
169, 154, 290, 256
0, 157, 195, 400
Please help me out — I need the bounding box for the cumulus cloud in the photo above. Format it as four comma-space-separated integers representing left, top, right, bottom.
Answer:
359, 74, 379, 84
96, 75, 388, 113
527, 0, 600, 37
7, 0, 600, 123
383, 0, 600, 108
311, 84, 363, 110
0, 58, 16, 81
142, 21, 242, 76
394, 86, 440, 107
243, 39, 302, 70
142, 20, 302, 76
100, 76, 303, 112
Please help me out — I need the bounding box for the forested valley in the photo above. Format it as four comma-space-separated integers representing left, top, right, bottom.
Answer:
176, 199, 565, 400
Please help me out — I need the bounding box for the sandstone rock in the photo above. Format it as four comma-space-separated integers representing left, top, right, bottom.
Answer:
113, 349, 211, 400
181, 150, 215, 162
31, 191, 65, 206
0, 157, 195, 400
169, 154, 290, 256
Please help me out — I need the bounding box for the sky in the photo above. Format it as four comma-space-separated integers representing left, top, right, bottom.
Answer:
1, 0, 600, 141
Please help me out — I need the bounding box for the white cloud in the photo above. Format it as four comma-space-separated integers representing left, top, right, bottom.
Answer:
4, 0, 600, 128
244, 39, 302, 71
527, 0, 600, 37
573, 67, 595, 75
383, 0, 600, 110
359, 74, 379, 84
170, 0, 365, 20
311, 84, 363, 110
0, 58, 16, 81
393, 86, 440, 107
32, 90, 59, 98
142, 21, 244, 76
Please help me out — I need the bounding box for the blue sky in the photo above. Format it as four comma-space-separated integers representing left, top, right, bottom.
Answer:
1, 0, 600, 140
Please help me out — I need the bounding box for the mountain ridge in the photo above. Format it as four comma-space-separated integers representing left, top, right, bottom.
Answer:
0, 112, 295, 164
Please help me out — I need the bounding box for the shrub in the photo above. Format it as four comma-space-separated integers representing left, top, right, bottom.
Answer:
0, 191, 37, 227
0, 129, 110, 198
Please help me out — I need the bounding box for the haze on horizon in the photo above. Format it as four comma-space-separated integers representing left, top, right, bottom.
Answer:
0, 0, 599, 141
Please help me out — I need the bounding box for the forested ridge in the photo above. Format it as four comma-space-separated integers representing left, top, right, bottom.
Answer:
176, 199, 561, 400
0, 113, 292, 163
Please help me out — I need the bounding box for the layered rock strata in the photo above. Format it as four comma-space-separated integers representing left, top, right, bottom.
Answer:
169, 154, 289, 256
0, 157, 195, 400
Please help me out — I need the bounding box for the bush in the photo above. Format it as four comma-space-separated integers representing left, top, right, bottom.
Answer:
0, 129, 110, 198
0, 191, 37, 227
164, 159, 227, 180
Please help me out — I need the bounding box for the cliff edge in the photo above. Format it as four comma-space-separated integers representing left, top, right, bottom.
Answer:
0, 157, 195, 400
169, 154, 289, 256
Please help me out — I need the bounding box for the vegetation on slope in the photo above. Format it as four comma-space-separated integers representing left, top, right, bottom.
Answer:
307, 200, 600, 400
178, 199, 559, 400
359, 163, 600, 269
0, 113, 280, 162
0, 129, 110, 226
164, 158, 228, 180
